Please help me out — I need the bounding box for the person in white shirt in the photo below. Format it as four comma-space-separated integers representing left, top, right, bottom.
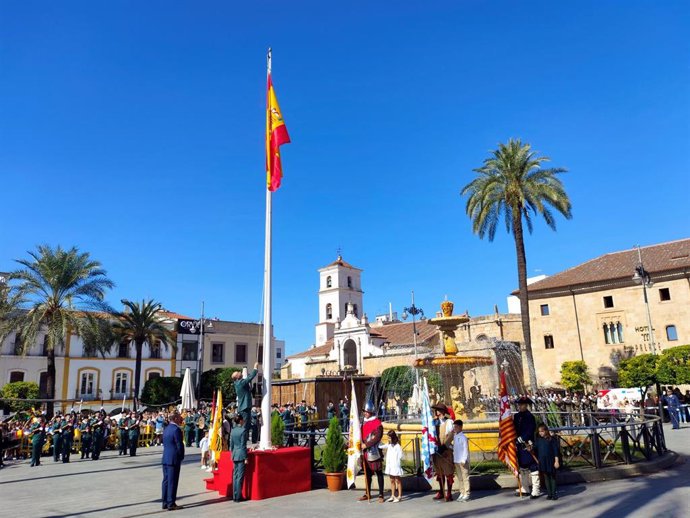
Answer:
452, 419, 470, 502
381, 430, 404, 502
199, 430, 210, 469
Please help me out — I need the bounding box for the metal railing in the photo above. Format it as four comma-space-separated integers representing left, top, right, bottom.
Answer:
287, 412, 667, 474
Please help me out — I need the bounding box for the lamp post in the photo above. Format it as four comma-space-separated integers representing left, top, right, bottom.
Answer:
632, 245, 665, 436
402, 290, 425, 387
195, 302, 213, 399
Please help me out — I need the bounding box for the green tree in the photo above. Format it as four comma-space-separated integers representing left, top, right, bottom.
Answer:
140, 376, 183, 406
617, 354, 659, 395
560, 360, 592, 391
113, 299, 175, 409
10, 245, 114, 416
81, 313, 118, 358
322, 416, 347, 473
201, 367, 240, 402
462, 139, 572, 390
656, 344, 690, 385
0, 381, 40, 412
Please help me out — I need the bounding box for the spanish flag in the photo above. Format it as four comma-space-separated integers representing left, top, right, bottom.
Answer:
266, 50, 290, 191
497, 370, 519, 477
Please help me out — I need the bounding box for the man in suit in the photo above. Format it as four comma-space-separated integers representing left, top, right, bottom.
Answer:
232, 362, 259, 443
229, 415, 248, 502
161, 411, 185, 511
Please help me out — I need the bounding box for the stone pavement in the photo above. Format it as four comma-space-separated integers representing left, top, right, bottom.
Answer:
1, 426, 688, 518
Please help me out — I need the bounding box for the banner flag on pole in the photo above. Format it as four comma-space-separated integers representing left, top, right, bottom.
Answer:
209, 389, 223, 463
497, 370, 519, 477
420, 377, 437, 481
266, 48, 290, 191
346, 380, 362, 488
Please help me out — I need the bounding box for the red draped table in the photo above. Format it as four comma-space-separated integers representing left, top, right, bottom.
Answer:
205, 447, 311, 500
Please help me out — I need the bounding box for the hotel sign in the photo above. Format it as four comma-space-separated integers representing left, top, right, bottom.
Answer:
177, 319, 202, 335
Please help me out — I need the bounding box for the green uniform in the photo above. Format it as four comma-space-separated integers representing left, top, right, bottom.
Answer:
128, 417, 140, 456
184, 415, 195, 447
230, 425, 248, 502
91, 417, 104, 460
118, 417, 129, 455
52, 419, 63, 462
80, 422, 92, 459
61, 418, 74, 462
29, 421, 46, 467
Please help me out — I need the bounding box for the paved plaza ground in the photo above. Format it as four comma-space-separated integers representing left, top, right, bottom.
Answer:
1, 426, 688, 518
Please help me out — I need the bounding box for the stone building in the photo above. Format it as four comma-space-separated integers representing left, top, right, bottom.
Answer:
523, 238, 690, 388
283, 255, 525, 396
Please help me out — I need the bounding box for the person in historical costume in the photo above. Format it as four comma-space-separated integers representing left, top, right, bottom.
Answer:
431, 403, 455, 502
358, 401, 385, 503
513, 396, 541, 498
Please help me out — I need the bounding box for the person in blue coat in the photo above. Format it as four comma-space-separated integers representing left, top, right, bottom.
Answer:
161, 412, 185, 511
230, 414, 248, 502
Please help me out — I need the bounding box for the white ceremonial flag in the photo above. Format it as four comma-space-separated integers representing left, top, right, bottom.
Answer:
346, 380, 362, 489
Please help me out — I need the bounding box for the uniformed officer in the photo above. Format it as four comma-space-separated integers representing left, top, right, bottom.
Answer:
250, 407, 259, 443
297, 401, 309, 432
91, 411, 105, 460
183, 411, 195, 447
80, 418, 92, 459
61, 412, 76, 463
514, 396, 541, 498
29, 416, 47, 467
281, 404, 295, 447
52, 413, 63, 462
128, 411, 141, 456
229, 414, 248, 502
118, 412, 130, 455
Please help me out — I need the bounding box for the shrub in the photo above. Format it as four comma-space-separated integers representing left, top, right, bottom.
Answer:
560, 360, 592, 391
618, 354, 659, 390
322, 416, 347, 473
271, 411, 285, 446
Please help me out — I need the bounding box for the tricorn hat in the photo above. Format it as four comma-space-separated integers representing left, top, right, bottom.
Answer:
517, 396, 533, 405
431, 403, 450, 414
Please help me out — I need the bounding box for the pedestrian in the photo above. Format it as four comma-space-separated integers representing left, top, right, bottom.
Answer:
514, 396, 541, 498
532, 423, 560, 500
199, 430, 210, 470
663, 389, 681, 429
452, 419, 470, 502
431, 404, 455, 502
233, 362, 259, 443
230, 415, 248, 503
381, 430, 403, 503
358, 401, 385, 503
161, 411, 185, 511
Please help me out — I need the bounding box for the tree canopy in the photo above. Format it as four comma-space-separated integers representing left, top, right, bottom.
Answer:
560, 360, 592, 391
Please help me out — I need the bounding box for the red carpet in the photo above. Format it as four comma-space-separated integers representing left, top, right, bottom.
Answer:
205, 447, 311, 500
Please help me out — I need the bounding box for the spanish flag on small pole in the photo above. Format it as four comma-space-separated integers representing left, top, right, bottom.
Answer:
259, 48, 290, 449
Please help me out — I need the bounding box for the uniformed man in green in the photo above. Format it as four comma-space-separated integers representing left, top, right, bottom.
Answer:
183, 411, 195, 447
29, 415, 47, 467
51, 413, 63, 462
194, 410, 204, 448
232, 362, 259, 443
91, 411, 105, 460
128, 411, 140, 456
80, 418, 92, 459
61, 412, 75, 463
118, 412, 130, 455
229, 414, 248, 502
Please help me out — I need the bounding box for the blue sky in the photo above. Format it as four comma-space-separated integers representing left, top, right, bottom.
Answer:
1, 1, 688, 355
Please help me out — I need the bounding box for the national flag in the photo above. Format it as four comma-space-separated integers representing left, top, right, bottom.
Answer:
266, 52, 290, 191
346, 380, 362, 489
420, 377, 438, 481
497, 370, 519, 477
209, 389, 223, 463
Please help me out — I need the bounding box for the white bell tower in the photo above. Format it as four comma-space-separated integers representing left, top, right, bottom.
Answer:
314, 255, 364, 346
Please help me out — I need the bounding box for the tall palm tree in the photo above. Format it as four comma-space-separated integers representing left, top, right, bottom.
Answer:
113, 299, 175, 409
461, 139, 572, 390
11, 245, 114, 416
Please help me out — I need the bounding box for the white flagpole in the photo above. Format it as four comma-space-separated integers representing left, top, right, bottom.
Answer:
259, 47, 274, 450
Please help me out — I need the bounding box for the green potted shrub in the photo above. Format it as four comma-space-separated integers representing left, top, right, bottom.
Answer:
271, 411, 285, 446
322, 416, 347, 491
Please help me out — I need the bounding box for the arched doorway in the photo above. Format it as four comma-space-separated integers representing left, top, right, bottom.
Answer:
343, 339, 357, 370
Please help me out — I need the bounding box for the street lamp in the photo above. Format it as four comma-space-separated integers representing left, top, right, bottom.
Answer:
402, 290, 425, 386
195, 301, 213, 399
632, 245, 665, 436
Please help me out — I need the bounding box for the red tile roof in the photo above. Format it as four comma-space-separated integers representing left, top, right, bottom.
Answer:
521, 238, 690, 294
287, 339, 334, 359
370, 320, 440, 347
324, 255, 360, 270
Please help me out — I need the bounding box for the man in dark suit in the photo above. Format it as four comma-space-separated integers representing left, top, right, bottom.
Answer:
229, 415, 248, 502
162, 412, 185, 511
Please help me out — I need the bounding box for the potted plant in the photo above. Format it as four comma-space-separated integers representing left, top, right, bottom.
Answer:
271, 411, 285, 446
322, 416, 347, 491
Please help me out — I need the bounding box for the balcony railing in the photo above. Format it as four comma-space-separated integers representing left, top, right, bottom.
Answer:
75, 389, 102, 401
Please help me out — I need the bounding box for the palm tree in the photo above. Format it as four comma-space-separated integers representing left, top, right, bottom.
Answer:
113, 299, 175, 410
11, 245, 114, 416
461, 139, 572, 390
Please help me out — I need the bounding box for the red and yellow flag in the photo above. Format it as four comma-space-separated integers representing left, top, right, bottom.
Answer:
266, 70, 290, 191
497, 370, 519, 477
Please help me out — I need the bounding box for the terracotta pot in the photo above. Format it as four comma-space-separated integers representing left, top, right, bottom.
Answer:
325, 471, 345, 492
